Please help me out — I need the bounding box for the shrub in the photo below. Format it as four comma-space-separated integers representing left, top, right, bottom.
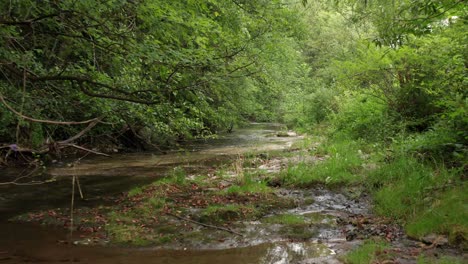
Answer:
331, 92, 399, 142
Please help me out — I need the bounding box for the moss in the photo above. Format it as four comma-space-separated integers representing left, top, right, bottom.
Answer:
303, 212, 335, 226
262, 214, 306, 225
280, 224, 317, 240
199, 204, 260, 224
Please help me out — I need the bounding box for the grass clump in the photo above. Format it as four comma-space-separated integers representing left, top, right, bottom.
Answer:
368, 156, 467, 248
224, 176, 271, 195
343, 240, 391, 264
106, 223, 151, 245
223, 161, 273, 195
169, 166, 188, 185
406, 186, 467, 248
281, 139, 366, 187
127, 186, 143, 197
199, 204, 259, 224
262, 214, 306, 225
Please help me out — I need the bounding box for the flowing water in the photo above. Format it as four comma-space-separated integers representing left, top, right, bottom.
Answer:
3, 123, 463, 264
0, 123, 297, 217
1, 123, 347, 264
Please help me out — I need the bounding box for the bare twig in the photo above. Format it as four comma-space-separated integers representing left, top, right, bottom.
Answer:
69, 175, 76, 240
166, 212, 243, 237
0, 168, 54, 186
0, 181, 50, 186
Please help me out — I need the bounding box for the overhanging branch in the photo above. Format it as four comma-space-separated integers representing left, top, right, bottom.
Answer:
0, 93, 101, 125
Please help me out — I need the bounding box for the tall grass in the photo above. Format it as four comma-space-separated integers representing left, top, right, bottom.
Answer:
368, 156, 466, 248
281, 139, 366, 186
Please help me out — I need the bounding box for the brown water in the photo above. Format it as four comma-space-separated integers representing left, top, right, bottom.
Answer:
0, 123, 299, 218
0, 221, 335, 264
3, 123, 461, 264
2, 123, 343, 264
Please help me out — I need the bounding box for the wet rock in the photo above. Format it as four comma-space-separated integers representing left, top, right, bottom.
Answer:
346, 230, 357, 241
266, 178, 283, 187
421, 234, 449, 247
276, 131, 290, 137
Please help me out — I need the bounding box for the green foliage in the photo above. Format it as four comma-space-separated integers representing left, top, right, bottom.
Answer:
331, 92, 398, 141
417, 255, 466, 264
406, 186, 467, 248
224, 180, 271, 195
0, 0, 308, 149
169, 166, 187, 185
401, 122, 467, 165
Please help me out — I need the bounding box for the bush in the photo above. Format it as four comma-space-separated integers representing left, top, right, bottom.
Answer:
331, 92, 399, 142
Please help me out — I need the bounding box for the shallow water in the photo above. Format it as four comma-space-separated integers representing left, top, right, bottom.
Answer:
0, 123, 299, 218
0, 221, 334, 264
3, 123, 340, 264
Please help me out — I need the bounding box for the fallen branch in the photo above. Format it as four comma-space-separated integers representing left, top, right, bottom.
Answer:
0, 168, 56, 185
61, 143, 110, 157
0, 180, 52, 186
166, 212, 243, 237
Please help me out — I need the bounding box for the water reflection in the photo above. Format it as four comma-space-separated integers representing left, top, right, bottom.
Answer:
260, 242, 333, 264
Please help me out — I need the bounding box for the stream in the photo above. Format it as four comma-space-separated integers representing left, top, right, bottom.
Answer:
0, 123, 460, 263
1, 123, 342, 264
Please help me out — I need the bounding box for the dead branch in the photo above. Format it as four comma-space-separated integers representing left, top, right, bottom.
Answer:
60, 143, 110, 157
0, 168, 55, 185
58, 118, 102, 144
0, 180, 51, 186
166, 212, 243, 236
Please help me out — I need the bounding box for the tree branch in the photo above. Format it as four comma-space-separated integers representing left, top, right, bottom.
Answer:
60, 143, 110, 157
58, 118, 102, 144
166, 212, 243, 236
0, 93, 101, 125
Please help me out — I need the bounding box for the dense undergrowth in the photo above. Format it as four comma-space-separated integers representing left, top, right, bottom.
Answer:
278, 1, 467, 262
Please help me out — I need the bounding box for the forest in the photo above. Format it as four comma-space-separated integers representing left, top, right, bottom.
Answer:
0, 0, 466, 263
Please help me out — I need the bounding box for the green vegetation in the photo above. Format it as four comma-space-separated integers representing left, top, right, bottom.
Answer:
281, 139, 366, 187
343, 240, 391, 264
97, 164, 296, 245
281, 0, 467, 253
1, 0, 466, 260
262, 214, 306, 225
417, 255, 466, 264
199, 204, 259, 224
0, 0, 309, 158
